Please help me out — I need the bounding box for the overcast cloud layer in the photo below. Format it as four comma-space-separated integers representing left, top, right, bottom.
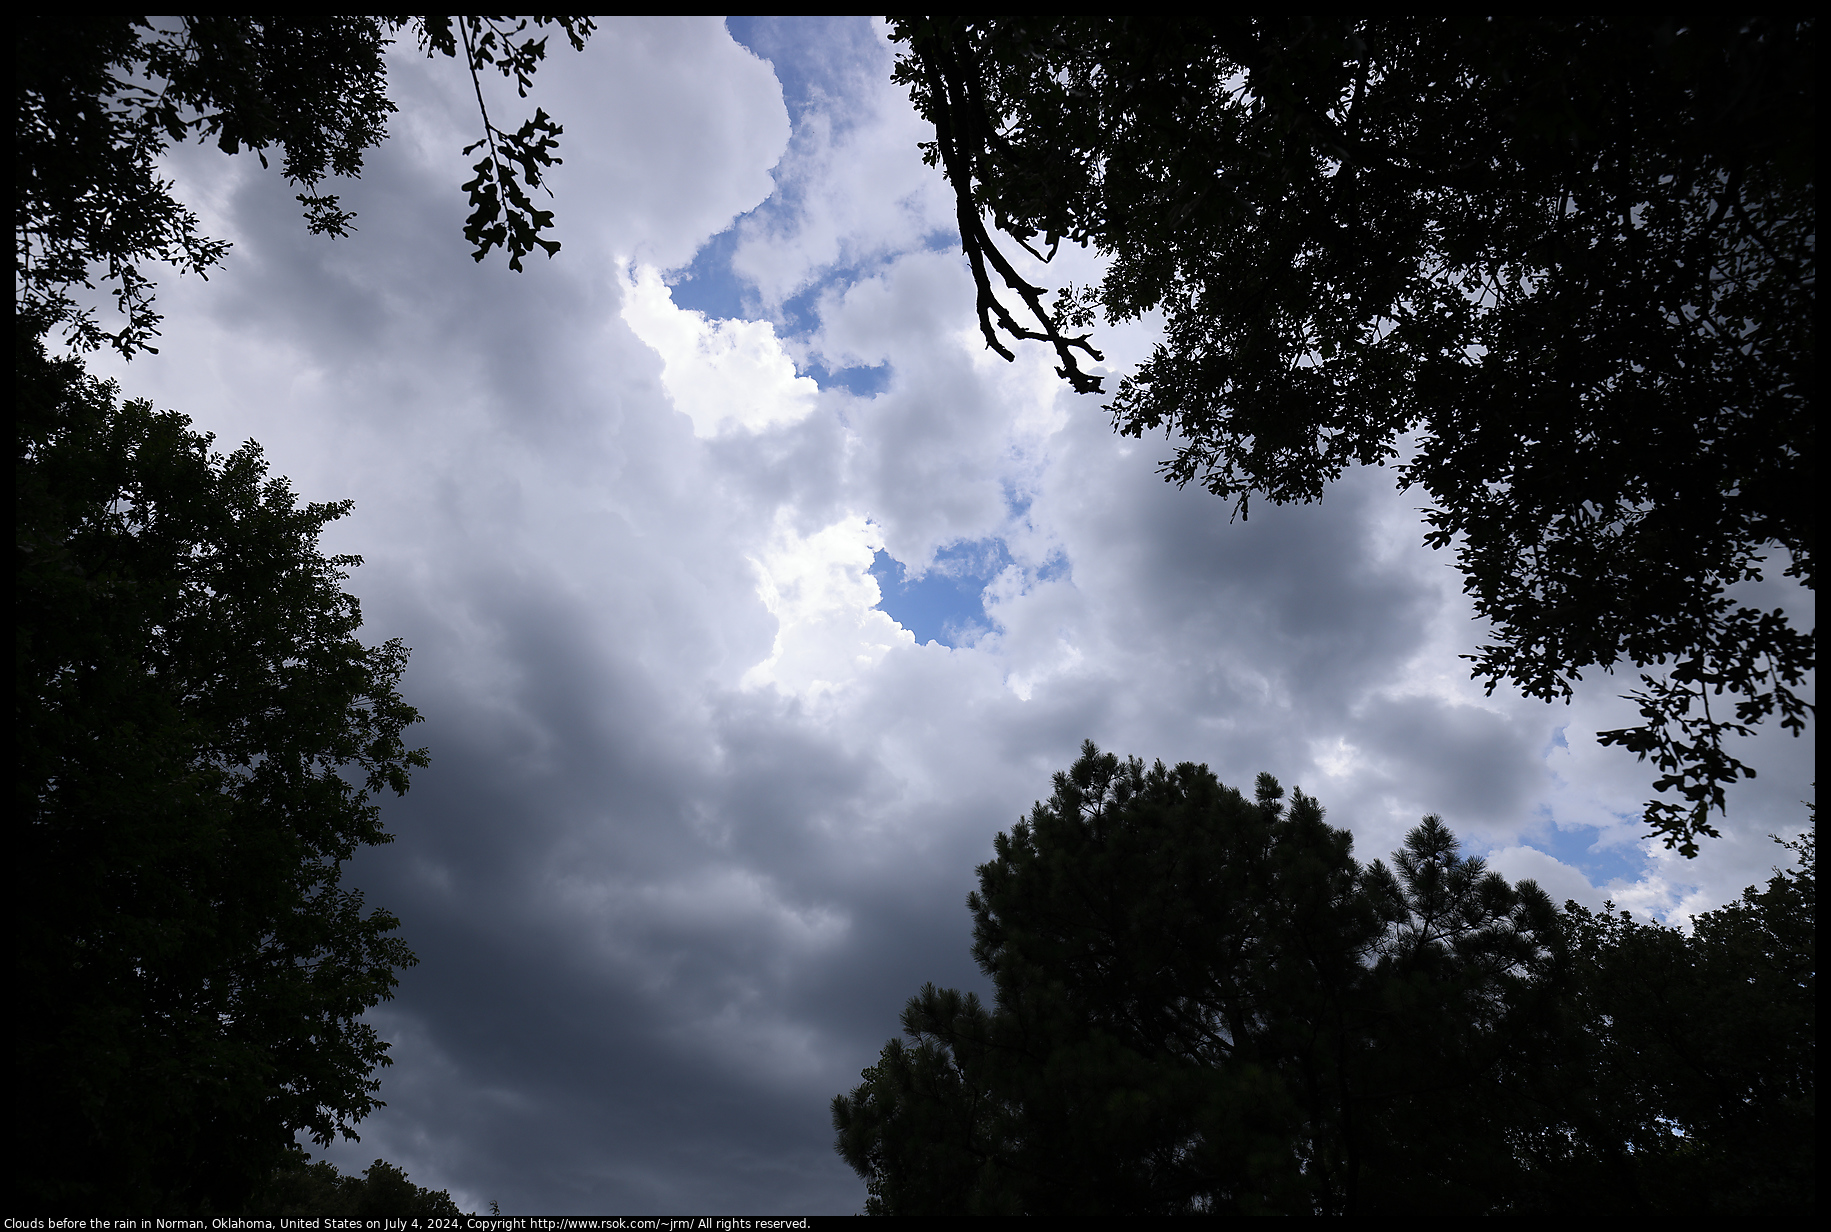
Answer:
82, 18, 1814, 1214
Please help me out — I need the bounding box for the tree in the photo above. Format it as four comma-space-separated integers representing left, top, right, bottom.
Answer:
16, 15, 595, 357
1510, 826, 1816, 1213
14, 19, 592, 1208
246, 1152, 465, 1218
888, 18, 1816, 856
833, 742, 1565, 1214
14, 329, 430, 1213
836, 743, 1816, 1214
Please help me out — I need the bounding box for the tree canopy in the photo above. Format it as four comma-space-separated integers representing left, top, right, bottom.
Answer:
14, 331, 430, 1212
246, 1152, 465, 1219
888, 17, 1816, 856
834, 741, 1815, 1214
1531, 827, 1816, 1211
16, 16, 594, 356
834, 742, 1565, 1214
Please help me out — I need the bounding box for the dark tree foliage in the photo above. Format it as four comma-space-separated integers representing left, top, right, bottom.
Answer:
15, 15, 594, 356
834, 742, 1816, 1214
14, 331, 430, 1213
246, 1151, 464, 1219
833, 742, 1564, 1215
1512, 828, 1816, 1214
888, 17, 1816, 856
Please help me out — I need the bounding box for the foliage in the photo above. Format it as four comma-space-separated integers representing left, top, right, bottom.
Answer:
888, 17, 1816, 855
833, 742, 1564, 1214
15, 15, 594, 356
14, 329, 430, 1213
1509, 826, 1816, 1213
246, 1152, 465, 1218
417, 17, 592, 275
835, 742, 1815, 1214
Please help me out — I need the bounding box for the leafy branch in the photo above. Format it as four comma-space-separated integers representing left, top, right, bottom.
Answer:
419, 16, 596, 272
16, 16, 595, 360
1595, 603, 1815, 858
894, 19, 1106, 393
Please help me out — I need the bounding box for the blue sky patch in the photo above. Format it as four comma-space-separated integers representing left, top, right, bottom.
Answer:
726, 17, 880, 128
1533, 823, 1649, 893
872, 538, 1016, 646
807, 359, 892, 397
667, 227, 751, 321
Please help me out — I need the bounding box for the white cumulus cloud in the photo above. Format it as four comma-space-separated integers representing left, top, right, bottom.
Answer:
620, 264, 820, 437
742, 512, 911, 699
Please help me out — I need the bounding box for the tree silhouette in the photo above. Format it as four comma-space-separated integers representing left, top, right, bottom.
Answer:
836, 741, 1814, 1213
889, 18, 1815, 855
834, 742, 1562, 1214
13, 18, 593, 1209
1514, 827, 1816, 1212
15, 331, 429, 1212
246, 1153, 465, 1219
16, 16, 594, 356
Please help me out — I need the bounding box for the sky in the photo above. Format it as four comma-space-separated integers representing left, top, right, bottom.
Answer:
81, 17, 1814, 1215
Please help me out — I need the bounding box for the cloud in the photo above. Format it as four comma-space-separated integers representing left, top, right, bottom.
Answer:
725, 19, 956, 312
621, 264, 819, 438
1485, 845, 1607, 912
742, 512, 911, 697
518, 16, 792, 271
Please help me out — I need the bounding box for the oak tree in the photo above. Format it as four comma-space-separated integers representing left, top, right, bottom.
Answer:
14, 332, 429, 1212
16, 15, 595, 356
890, 17, 1816, 855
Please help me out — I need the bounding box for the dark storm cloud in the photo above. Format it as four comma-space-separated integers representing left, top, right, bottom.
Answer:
1348, 695, 1541, 828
